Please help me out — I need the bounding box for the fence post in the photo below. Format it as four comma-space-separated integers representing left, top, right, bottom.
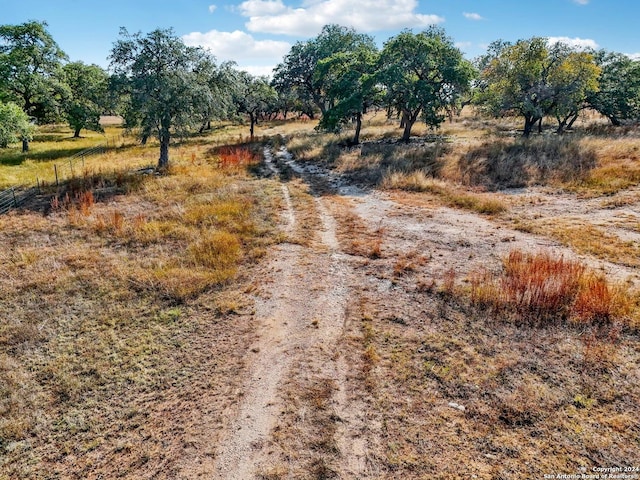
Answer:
54, 164, 59, 186
36, 177, 41, 194
11, 188, 18, 208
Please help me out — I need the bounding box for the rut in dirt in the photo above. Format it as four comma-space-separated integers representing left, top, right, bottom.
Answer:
211, 147, 361, 479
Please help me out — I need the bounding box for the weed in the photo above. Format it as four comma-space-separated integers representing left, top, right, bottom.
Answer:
216, 145, 260, 168
441, 268, 457, 294
382, 172, 507, 214
469, 249, 633, 328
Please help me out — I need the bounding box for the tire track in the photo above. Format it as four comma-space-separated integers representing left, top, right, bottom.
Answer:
212, 147, 359, 479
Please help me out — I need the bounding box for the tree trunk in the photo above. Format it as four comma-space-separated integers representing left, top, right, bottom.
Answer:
352, 112, 362, 145
556, 115, 567, 134
73, 127, 81, 138
158, 129, 170, 170
566, 113, 579, 130
523, 116, 535, 137
608, 115, 621, 126
537, 117, 543, 134
22, 139, 29, 153
401, 111, 415, 143
249, 113, 256, 139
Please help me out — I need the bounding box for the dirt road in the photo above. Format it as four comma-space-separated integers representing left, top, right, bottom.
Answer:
210, 146, 640, 479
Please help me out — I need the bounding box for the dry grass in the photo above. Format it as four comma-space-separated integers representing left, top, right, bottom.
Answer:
455, 135, 599, 189
344, 254, 640, 479
4, 113, 640, 478
284, 111, 640, 203
525, 220, 640, 268
0, 127, 281, 478
382, 172, 507, 215
261, 374, 340, 480
468, 249, 633, 328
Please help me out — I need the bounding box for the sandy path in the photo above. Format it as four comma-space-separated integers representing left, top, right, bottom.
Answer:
212, 148, 360, 479
212, 145, 640, 479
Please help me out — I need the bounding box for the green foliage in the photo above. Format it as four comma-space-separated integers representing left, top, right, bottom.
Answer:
476, 37, 550, 135
547, 46, 600, 132
589, 51, 640, 125
272, 24, 377, 117
476, 38, 600, 135
317, 44, 380, 144
378, 28, 475, 142
0, 21, 68, 125
62, 62, 110, 137
109, 28, 217, 169
0, 102, 35, 148
191, 59, 238, 133
233, 72, 278, 137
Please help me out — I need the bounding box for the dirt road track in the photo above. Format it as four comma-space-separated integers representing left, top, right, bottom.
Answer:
209, 146, 640, 479
212, 148, 365, 479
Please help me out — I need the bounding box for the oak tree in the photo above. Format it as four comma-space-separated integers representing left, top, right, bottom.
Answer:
317, 43, 380, 145
378, 28, 474, 142
62, 62, 110, 137
110, 28, 213, 169
0, 21, 68, 150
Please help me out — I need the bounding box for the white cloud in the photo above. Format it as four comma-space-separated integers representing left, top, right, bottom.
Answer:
208, 4, 217, 13
182, 30, 291, 63
626, 53, 640, 61
239, 0, 287, 16
455, 41, 473, 50
463, 12, 484, 21
547, 36, 598, 50
241, 0, 444, 37
239, 65, 278, 77
573, 0, 589, 5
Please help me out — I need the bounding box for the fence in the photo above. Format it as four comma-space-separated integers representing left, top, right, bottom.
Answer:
51, 143, 107, 187
0, 186, 40, 214
0, 141, 108, 215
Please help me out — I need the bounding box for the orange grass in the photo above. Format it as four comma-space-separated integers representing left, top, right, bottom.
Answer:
470, 250, 631, 327
217, 145, 260, 168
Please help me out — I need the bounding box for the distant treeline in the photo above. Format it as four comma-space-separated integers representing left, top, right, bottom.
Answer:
2, 21, 639, 167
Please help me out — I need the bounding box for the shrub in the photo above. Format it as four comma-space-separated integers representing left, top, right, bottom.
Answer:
469, 249, 631, 328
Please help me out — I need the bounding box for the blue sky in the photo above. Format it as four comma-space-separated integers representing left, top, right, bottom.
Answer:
4, 0, 640, 76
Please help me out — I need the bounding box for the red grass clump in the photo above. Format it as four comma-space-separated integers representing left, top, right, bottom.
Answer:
469, 249, 630, 327
218, 146, 259, 168
502, 250, 584, 323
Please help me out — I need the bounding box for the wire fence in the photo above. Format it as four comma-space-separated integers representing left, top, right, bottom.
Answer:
0, 141, 109, 215
0, 186, 40, 214
50, 144, 107, 187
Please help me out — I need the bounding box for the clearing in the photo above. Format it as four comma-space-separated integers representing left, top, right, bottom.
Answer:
1, 116, 639, 479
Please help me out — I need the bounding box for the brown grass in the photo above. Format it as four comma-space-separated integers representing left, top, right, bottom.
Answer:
0, 128, 281, 478
468, 249, 632, 328
529, 220, 640, 268
382, 172, 507, 214
345, 249, 640, 479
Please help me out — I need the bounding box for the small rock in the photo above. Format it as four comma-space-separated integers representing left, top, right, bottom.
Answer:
485, 453, 498, 460
448, 402, 466, 412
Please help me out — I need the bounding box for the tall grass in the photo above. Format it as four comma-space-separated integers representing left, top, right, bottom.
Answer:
469, 250, 631, 327
457, 135, 598, 189
383, 172, 507, 214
